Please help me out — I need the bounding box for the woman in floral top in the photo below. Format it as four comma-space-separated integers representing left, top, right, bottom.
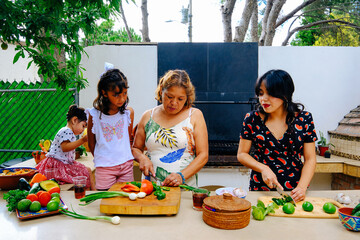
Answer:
237, 69, 317, 202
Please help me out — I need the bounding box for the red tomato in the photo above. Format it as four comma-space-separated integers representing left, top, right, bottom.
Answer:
48, 186, 61, 195
140, 179, 154, 195
36, 190, 46, 198
38, 192, 52, 207
26, 194, 39, 202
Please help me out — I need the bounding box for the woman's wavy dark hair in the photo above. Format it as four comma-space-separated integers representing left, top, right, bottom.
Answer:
66, 104, 87, 122
93, 68, 129, 117
255, 69, 304, 124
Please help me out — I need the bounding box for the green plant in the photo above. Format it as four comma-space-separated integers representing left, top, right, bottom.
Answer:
75, 146, 88, 156
317, 131, 335, 148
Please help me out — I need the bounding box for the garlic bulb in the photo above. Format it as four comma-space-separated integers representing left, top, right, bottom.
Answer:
335, 193, 351, 205
233, 188, 246, 198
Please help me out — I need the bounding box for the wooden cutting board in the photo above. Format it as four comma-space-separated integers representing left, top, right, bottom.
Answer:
100, 182, 181, 215
258, 196, 344, 218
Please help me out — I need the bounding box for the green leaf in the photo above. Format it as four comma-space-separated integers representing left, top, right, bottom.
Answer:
155, 167, 170, 182
145, 118, 160, 142
13, 51, 22, 64
26, 60, 33, 69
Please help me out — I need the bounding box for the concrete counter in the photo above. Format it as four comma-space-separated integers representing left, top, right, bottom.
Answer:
1, 190, 359, 240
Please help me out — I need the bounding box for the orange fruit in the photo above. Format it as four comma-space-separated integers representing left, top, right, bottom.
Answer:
48, 186, 60, 195
26, 194, 39, 202
38, 192, 52, 207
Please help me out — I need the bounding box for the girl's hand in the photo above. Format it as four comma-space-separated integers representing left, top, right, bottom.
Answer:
261, 166, 282, 190
291, 186, 306, 202
81, 134, 88, 143
162, 173, 182, 187
138, 156, 155, 178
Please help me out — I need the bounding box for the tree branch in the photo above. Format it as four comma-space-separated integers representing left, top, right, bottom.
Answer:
275, 0, 318, 28
281, 19, 360, 46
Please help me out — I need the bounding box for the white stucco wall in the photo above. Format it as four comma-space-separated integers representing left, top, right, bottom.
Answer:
0, 44, 39, 83
259, 47, 360, 139
79, 45, 158, 125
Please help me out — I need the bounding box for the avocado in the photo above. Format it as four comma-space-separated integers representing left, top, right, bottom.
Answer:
39, 180, 60, 191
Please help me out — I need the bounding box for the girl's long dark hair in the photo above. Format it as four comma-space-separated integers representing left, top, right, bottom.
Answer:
255, 69, 304, 125
93, 68, 129, 117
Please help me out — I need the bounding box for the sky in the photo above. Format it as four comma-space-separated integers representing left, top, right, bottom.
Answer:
119, 0, 304, 45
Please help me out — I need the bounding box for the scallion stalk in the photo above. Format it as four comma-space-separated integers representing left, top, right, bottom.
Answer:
79, 191, 129, 206
59, 208, 121, 225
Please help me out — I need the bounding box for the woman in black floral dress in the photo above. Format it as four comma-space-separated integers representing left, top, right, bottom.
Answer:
237, 70, 317, 202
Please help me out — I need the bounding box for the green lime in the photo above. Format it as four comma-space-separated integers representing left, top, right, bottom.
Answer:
323, 202, 336, 214
51, 197, 61, 204
47, 200, 60, 212
29, 201, 42, 212
282, 202, 295, 214
51, 192, 60, 199
17, 199, 32, 211
302, 201, 314, 212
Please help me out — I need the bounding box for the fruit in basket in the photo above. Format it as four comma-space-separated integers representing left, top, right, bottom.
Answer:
47, 200, 60, 212
29, 201, 41, 212
39, 192, 52, 207
39, 180, 60, 192
17, 199, 32, 211
26, 194, 39, 202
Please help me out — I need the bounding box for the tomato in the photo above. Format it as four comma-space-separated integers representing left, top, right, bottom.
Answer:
36, 190, 46, 198
26, 194, 39, 202
140, 179, 154, 195
323, 202, 336, 214
282, 202, 295, 214
48, 186, 60, 195
302, 201, 314, 212
38, 192, 52, 207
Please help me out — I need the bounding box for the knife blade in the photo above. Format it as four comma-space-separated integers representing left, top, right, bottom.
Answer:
276, 186, 296, 206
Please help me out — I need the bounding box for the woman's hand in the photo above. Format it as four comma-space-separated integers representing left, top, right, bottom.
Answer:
291, 186, 306, 202
162, 172, 182, 187
138, 156, 155, 177
261, 166, 282, 190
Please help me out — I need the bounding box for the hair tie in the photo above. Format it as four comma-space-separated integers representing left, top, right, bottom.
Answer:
100, 62, 114, 77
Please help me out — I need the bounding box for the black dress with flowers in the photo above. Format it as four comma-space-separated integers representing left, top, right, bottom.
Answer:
240, 110, 317, 191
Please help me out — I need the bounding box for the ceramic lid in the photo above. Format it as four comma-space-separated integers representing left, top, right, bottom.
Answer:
203, 193, 251, 212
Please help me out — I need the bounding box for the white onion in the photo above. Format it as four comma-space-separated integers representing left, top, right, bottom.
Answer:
111, 216, 121, 225
129, 193, 137, 201
137, 192, 146, 198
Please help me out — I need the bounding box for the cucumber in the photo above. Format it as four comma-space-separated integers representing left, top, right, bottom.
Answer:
39, 180, 60, 191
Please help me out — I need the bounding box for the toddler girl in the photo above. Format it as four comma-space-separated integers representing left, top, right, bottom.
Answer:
87, 68, 134, 190
36, 105, 94, 189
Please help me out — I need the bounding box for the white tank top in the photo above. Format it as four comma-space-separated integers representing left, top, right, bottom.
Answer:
87, 108, 134, 167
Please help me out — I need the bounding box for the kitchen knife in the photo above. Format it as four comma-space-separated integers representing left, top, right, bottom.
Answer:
276, 186, 296, 206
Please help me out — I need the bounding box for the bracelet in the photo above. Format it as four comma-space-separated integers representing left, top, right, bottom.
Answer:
177, 172, 185, 184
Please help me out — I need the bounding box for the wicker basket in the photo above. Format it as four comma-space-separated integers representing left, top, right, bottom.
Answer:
202, 193, 251, 230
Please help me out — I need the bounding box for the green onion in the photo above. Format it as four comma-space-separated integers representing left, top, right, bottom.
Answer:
179, 185, 210, 195
79, 191, 129, 206
59, 208, 121, 224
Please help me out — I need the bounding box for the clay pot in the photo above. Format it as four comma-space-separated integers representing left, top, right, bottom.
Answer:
318, 146, 329, 156
202, 193, 251, 229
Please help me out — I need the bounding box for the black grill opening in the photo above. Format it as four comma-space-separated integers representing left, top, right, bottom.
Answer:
209, 140, 239, 156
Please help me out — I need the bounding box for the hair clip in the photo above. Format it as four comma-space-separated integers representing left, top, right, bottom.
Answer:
100, 62, 114, 77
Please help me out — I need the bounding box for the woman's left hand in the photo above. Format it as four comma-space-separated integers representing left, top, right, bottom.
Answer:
162, 173, 182, 187
291, 186, 306, 202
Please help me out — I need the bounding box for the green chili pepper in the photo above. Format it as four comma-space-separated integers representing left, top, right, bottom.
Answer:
154, 191, 166, 200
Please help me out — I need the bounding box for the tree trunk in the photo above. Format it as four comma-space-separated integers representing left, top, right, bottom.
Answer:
264, 0, 286, 46
221, 0, 236, 42
234, 0, 256, 42
141, 0, 151, 42
119, 2, 133, 42
250, 2, 258, 42
259, 0, 274, 46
